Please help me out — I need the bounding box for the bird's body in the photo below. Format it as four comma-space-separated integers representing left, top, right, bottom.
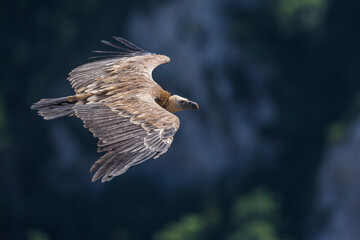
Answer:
31, 37, 199, 182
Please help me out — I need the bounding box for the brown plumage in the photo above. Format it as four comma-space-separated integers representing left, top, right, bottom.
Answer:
31, 37, 199, 182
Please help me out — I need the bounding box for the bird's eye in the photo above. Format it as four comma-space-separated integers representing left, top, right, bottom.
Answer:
180, 100, 185, 103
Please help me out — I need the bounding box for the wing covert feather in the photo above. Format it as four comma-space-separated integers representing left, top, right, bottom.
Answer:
68, 53, 170, 94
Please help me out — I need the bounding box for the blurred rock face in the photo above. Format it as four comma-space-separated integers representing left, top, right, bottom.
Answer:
126, 0, 277, 184
311, 118, 360, 240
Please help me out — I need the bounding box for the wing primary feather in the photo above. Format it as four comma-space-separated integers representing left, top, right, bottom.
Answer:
113, 36, 144, 51
100, 151, 139, 182
88, 55, 127, 59
107, 150, 154, 179
90, 151, 117, 173
102, 154, 134, 181
92, 50, 130, 54
92, 153, 119, 182
115, 138, 145, 152
101, 40, 132, 52
128, 151, 156, 168
103, 149, 154, 182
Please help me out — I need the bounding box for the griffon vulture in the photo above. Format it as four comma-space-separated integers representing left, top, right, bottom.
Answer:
31, 37, 199, 183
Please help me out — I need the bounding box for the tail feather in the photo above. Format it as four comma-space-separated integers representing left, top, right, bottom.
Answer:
31, 96, 75, 120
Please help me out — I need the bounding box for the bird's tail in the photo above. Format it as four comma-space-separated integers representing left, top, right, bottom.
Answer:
31, 96, 76, 120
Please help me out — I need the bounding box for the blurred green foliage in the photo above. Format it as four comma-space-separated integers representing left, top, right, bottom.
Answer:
154, 188, 288, 240
326, 93, 360, 143
327, 121, 348, 143
228, 189, 282, 240
274, 0, 327, 33
26, 230, 51, 240
154, 214, 207, 240
232, 189, 279, 223
228, 222, 279, 240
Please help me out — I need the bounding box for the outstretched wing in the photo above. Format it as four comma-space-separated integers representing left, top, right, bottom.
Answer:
75, 94, 179, 182
68, 36, 170, 94
68, 37, 178, 182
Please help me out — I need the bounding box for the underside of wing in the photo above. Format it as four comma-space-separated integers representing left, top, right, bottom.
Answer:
74, 96, 179, 182
67, 37, 170, 94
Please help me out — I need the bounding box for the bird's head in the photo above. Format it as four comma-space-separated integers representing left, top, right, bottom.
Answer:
166, 95, 199, 113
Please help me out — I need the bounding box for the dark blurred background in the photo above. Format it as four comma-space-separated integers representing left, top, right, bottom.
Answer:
2, 0, 360, 239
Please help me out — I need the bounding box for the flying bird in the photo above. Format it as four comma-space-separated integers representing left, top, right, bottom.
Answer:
31, 37, 199, 183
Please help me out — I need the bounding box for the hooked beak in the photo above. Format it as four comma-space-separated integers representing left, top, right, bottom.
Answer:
188, 101, 199, 110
